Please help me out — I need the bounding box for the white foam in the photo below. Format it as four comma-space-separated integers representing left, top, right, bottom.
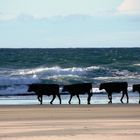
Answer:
94, 75, 140, 81
0, 65, 104, 87
0, 65, 139, 95
133, 63, 140, 66
92, 87, 102, 93
0, 76, 40, 86
12, 66, 103, 77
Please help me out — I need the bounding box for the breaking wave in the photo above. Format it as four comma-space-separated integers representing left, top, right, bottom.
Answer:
0, 65, 139, 95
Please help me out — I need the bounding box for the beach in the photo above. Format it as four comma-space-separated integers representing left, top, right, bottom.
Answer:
0, 104, 140, 140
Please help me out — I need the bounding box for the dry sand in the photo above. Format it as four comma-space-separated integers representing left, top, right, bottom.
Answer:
0, 104, 140, 140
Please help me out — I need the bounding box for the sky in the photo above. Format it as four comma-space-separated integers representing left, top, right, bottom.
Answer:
0, 0, 140, 48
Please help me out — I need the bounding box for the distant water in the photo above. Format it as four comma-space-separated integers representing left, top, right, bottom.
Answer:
0, 48, 140, 104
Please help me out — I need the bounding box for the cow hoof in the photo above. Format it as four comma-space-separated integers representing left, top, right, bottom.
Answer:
108, 101, 112, 104
120, 99, 123, 103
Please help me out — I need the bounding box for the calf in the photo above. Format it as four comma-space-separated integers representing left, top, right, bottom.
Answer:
27, 83, 61, 105
62, 83, 92, 104
133, 84, 140, 103
99, 82, 128, 103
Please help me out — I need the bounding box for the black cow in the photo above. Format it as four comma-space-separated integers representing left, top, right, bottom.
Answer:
133, 84, 140, 103
99, 82, 128, 103
27, 84, 61, 105
62, 83, 92, 104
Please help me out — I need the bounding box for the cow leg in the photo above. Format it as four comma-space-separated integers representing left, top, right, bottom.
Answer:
77, 95, 81, 104
120, 94, 124, 103
41, 95, 43, 104
108, 93, 112, 104
139, 93, 140, 104
37, 95, 39, 101
37, 95, 40, 104
69, 95, 73, 104
125, 92, 129, 104
37, 95, 43, 105
87, 93, 92, 104
57, 94, 61, 104
120, 92, 125, 103
50, 95, 56, 104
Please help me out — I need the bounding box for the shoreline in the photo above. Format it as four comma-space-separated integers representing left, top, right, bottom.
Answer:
0, 104, 140, 140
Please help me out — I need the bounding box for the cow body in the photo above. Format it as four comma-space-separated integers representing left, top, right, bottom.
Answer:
133, 84, 140, 103
28, 84, 61, 105
62, 83, 92, 104
99, 82, 128, 103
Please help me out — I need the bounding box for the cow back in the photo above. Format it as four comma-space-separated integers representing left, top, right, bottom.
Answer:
99, 82, 127, 93
28, 84, 59, 95
62, 83, 92, 94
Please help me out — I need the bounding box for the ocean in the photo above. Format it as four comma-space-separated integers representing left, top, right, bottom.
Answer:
0, 48, 140, 104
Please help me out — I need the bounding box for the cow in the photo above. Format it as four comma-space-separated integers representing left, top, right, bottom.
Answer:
132, 84, 140, 104
62, 83, 92, 104
99, 82, 129, 104
27, 83, 61, 105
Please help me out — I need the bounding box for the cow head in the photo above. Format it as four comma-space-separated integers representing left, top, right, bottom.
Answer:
132, 84, 138, 92
132, 84, 140, 92
27, 84, 34, 92
99, 83, 104, 90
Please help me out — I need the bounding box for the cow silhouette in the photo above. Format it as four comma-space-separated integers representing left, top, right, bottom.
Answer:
99, 82, 129, 103
62, 83, 92, 104
133, 84, 140, 104
27, 83, 61, 105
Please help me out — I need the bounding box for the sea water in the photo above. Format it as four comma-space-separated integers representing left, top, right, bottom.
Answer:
0, 48, 140, 104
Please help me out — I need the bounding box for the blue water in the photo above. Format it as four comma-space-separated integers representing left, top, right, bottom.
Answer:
0, 48, 140, 104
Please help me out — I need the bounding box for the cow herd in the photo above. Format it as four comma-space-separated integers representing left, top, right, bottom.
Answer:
27, 82, 140, 105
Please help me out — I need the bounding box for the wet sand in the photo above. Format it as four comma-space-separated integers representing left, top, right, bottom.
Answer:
0, 104, 140, 140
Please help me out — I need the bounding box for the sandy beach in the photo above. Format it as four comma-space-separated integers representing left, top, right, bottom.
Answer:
0, 104, 140, 140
